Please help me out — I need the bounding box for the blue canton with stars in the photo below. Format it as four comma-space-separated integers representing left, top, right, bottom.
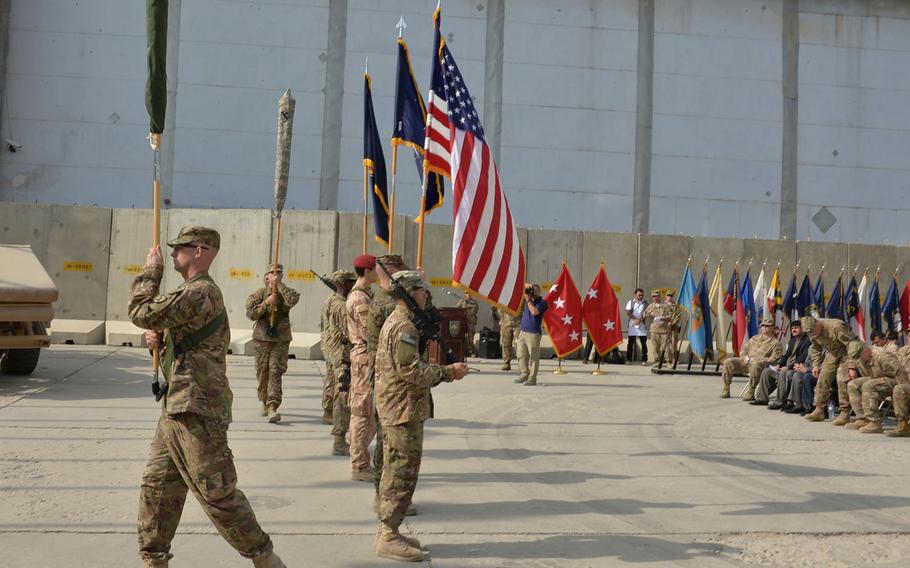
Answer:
439, 44, 485, 143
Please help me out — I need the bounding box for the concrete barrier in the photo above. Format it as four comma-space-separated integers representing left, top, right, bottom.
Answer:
50, 319, 105, 345
638, 234, 691, 291
0, 202, 111, 323
106, 208, 169, 326
581, 231, 639, 346
847, 244, 910, 288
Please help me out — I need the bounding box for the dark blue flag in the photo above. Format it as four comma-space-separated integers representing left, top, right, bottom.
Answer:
844, 276, 859, 323
740, 270, 759, 338
814, 274, 826, 318
364, 73, 389, 245
869, 274, 883, 334
826, 276, 844, 320
392, 37, 444, 219
697, 268, 714, 359
883, 276, 901, 333
782, 272, 797, 320
797, 274, 815, 317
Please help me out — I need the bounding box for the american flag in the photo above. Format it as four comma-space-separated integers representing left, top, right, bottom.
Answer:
423, 8, 451, 178
427, 8, 525, 314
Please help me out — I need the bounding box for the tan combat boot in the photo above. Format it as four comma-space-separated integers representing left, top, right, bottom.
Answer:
887, 419, 910, 437
720, 387, 730, 399
804, 406, 826, 421
375, 522, 423, 562
845, 418, 869, 430
143, 557, 170, 568
332, 435, 350, 456
259, 401, 268, 417
252, 551, 287, 568
501, 362, 511, 371
859, 421, 883, 434
267, 405, 281, 424
832, 409, 852, 426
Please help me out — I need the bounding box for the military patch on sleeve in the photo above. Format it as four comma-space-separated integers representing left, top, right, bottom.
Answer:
401, 333, 417, 346
153, 295, 169, 303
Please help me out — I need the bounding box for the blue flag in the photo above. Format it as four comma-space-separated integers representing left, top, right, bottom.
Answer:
677, 265, 706, 358
869, 274, 883, 334
392, 38, 444, 219
814, 274, 826, 318
697, 268, 714, 359
740, 270, 759, 338
363, 73, 389, 245
782, 273, 797, 320
797, 274, 815, 317
845, 275, 860, 323
883, 276, 901, 332
826, 276, 844, 320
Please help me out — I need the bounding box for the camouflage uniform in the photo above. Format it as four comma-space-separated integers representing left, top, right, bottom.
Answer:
245, 274, 299, 413
845, 346, 907, 427
805, 317, 857, 412
494, 306, 520, 368
375, 291, 456, 533
643, 300, 677, 364
129, 228, 274, 566
346, 284, 375, 474
319, 292, 337, 418
455, 295, 479, 357
367, 288, 397, 491
720, 333, 782, 399
322, 273, 354, 451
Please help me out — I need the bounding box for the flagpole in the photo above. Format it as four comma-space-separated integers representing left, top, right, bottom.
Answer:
362, 161, 369, 255
554, 358, 567, 375
389, 143, 398, 254
670, 256, 692, 370
151, 133, 161, 391
416, 87, 434, 270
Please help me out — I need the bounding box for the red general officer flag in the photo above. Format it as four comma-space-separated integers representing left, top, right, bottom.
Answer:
582, 263, 624, 356
542, 263, 583, 358
900, 280, 910, 333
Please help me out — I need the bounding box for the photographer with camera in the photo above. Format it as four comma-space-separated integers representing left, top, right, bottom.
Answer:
514, 283, 548, 386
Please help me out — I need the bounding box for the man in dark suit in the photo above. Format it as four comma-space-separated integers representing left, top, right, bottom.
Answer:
751, 320, 811, 410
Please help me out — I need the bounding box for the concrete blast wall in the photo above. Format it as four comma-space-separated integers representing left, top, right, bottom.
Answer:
2, 203, 909, 349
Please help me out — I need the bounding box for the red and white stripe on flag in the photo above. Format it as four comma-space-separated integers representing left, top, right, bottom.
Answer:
424, 91, 451, 177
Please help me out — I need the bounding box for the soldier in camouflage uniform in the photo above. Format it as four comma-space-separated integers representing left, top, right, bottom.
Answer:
321, 270, 356, 455
374, 271, 470, 562
493, 305, 519, 370
347, 254, 377, 481
245, 264, 300, 423
366, 255, 416, 514
455, 291, 479, 357
643, 290, 676, 365
129, 227, 285, 568
801, 315, 858, 422
720, 318, 782, 399
843, 340, 908, 433
888, 380, 910, 437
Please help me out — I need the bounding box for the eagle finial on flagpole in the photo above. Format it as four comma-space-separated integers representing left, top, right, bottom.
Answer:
396, 15, 407, 38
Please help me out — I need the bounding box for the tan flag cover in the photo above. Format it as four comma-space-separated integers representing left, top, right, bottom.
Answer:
273, 89, 296, 217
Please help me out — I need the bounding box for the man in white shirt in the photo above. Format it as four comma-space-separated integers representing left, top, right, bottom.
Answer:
625, 288, 648, 365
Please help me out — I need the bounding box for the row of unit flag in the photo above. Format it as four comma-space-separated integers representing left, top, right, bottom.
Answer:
361, 5, 525, 314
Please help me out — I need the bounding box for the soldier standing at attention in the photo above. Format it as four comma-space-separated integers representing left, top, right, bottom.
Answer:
455, 290, 479, 357
643, 289, 675, 365
366, 255, 416, 513
322, 270, 356, 456
493, 305, 520, 370
347, 254, 377, 481
130, 227, 285, 568
245, 264, 300, 423
374, 271, 470, 562
801, 315, 857, 422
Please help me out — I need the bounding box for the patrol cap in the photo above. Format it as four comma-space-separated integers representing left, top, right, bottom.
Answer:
331, 269, 355, 284
266, 263, 283, 273
847, 340, 865, 359
800, 315, 817, 334
391, 270, 426, 292
651, 289, 660, 296
760, 317, 774, 327
167, 226, 221, 250
376, 254, 408, 269
354, 254, 376, 270
665, 289, 675, 297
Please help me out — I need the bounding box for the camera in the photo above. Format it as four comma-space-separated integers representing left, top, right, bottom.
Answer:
524, 286, 534, 296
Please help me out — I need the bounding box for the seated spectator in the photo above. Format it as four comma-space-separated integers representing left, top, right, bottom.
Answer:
790, 347, 820, 415
844, 340, 908, 433
720, 317, 782, 400
870, 330, 889, 354
886, 331, 900, 352
754, 320, 810, 410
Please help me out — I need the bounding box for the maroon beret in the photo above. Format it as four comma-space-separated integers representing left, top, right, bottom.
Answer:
353, 254, 376, 270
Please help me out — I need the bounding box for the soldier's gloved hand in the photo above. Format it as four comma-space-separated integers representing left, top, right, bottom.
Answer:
145, 330, 162, 351
450, 362, 469, 381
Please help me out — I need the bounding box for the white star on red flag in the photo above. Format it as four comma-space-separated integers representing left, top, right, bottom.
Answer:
583, 264, 624, 357
542, 263, 583, 358
555, 297, 566, 310
586, 288, 598, 300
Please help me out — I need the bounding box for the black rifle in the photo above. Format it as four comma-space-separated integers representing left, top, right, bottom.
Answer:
376, 260, 457, 366
313, 270, 337, 293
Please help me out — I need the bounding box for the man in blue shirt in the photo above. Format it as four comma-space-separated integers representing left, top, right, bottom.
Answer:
515, 283, 548, 386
